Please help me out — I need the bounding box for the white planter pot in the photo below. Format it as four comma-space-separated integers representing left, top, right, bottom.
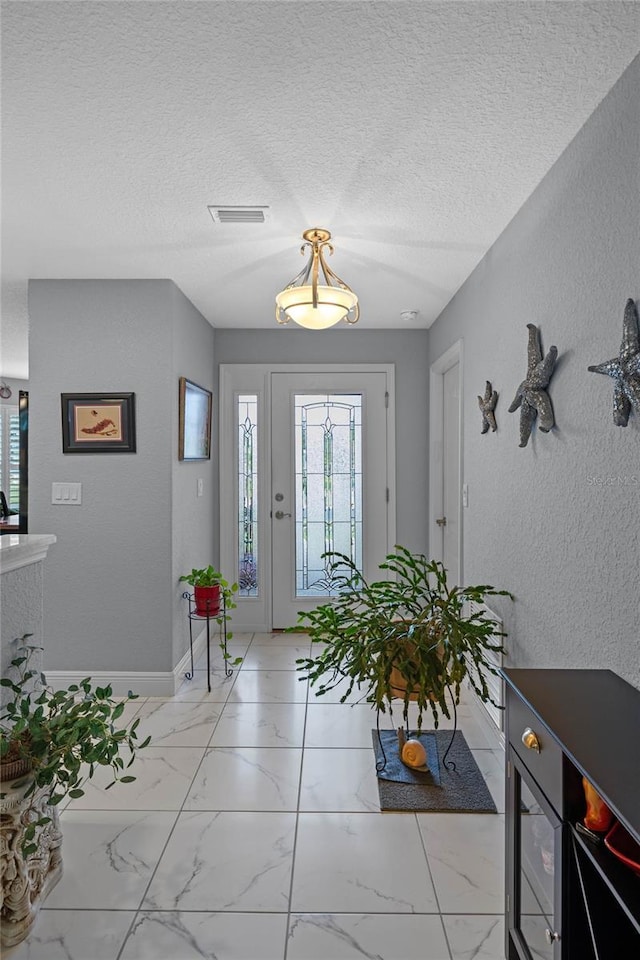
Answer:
1, 771, 63, 949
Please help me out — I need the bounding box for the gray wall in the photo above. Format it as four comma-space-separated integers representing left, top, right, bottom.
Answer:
171, 284, 216, 665
29, 279, 214, 675
428, 56, 640, 687
214, 329, 430, 554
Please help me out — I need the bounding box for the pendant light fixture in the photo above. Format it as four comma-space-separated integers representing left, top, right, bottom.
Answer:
275, 228, 359, 330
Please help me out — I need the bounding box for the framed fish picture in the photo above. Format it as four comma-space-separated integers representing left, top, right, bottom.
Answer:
61, 393, 136, 453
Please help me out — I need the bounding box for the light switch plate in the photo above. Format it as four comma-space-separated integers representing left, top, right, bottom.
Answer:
197, 478, 204, 497
462, 483, 469, 508
52, 482, 82, 504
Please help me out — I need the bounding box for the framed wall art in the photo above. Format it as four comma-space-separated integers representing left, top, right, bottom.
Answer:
179, 377, 212, 461
61, 393, 136, 453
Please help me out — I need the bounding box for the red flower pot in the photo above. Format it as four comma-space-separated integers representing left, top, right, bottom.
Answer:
194, 584, 221, 617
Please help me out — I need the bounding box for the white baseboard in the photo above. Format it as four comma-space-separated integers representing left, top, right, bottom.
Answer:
46, 627, 207, 698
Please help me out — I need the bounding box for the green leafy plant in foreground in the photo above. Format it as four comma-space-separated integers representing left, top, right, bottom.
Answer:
294, 546, 513, 731
1, 636, 151, 856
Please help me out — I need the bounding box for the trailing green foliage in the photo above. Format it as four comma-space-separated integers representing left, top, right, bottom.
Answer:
294, 547, 513, 731
179, 566, 241, 663
0, 636, 151, 856
179, 565, 235, 591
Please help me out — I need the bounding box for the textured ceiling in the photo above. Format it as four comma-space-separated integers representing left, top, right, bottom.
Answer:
2, 1, 640, 377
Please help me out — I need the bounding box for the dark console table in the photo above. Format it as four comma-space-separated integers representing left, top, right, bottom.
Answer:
503, 668, 640, 960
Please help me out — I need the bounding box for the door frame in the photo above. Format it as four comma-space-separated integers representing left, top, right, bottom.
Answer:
219, 363, 396, 632
428, 340, 464, 583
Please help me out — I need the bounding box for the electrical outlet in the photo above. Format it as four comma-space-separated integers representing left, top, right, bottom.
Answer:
197, 478, 204, 497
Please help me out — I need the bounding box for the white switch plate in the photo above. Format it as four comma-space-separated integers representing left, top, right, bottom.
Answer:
52, 482, 82, 504
462, 483, 469, 508
197, 478, 204, 497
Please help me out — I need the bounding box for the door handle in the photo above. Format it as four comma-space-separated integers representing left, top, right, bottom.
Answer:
435, 517, 447, 527
274, 510, 292, 519
522, 727, 541, 753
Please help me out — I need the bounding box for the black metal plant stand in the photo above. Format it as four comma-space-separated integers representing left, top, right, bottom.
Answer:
375, 684, 458, 775
182, 591, 234, 693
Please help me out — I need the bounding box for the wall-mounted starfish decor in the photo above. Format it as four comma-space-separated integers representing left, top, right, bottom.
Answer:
588, 298, 640, 427
478, 381, 498, 433
508, 324, 558, 447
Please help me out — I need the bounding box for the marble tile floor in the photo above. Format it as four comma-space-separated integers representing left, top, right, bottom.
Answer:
7, 633, 507, 960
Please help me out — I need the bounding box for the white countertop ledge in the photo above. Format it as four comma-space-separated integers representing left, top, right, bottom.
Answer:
0, 534, 57, 574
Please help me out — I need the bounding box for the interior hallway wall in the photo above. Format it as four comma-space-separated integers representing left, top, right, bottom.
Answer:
214, 329, 430, 555
29, 279, 215, 675
428, 56, 640, 687
171, 284, 217, 667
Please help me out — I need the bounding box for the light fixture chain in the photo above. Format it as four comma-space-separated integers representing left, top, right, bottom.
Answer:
311, 241, 320, 308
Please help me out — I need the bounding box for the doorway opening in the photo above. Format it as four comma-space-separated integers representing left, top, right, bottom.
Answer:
220, 364, 396, 631
429, 342, 463, 584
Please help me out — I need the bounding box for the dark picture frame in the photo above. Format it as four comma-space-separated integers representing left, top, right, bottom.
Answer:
179, 377, 212, 461
61, 393, 136, 453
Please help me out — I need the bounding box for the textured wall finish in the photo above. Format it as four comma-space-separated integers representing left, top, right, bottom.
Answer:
3, 2, 640, 379
1, 536, 56, 706
428, 56, 640, 689
1, 563, 44, 707
29, 281, 175, 674
171, 284, 216, 668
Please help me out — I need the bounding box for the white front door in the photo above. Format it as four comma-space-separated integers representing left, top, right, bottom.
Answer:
270, 371, 390, 628
219, 364, 395, 632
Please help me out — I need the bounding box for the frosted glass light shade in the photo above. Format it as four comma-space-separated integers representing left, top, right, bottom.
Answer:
276, 285, 358, 330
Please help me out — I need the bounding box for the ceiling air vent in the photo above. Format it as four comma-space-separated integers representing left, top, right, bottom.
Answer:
208, 205, 270, 224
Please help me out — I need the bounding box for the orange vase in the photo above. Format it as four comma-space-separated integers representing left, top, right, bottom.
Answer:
582, 777, 614, 833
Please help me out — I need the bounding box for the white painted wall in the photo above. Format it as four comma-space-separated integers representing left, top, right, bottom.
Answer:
428, 56, 640, 688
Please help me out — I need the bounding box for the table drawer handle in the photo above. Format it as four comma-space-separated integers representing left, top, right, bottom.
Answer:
522, 727, 541, 753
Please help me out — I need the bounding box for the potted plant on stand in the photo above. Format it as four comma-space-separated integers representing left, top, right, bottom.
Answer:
294, 546, 512, 769
179, 565, 238, 619
179, 567, 240, 678
0, 636, 150, 949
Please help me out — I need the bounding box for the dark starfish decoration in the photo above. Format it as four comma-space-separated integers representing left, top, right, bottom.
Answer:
508, 324, 558, 447
478, 381, 498, 433
588, 298, 640, 427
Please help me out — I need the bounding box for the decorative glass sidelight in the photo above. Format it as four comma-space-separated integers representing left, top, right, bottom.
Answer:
294, 394, 362, 596
238, 395, 258, 596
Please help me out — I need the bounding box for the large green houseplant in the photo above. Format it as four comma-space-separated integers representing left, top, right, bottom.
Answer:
295, 546, 512, 731
1, 637, 151, 847
1, 636, 151, 948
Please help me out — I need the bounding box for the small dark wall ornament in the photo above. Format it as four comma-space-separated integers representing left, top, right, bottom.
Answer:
508, 324, 558, 448
478, 381, 498, 433
587, 298, 640, 427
